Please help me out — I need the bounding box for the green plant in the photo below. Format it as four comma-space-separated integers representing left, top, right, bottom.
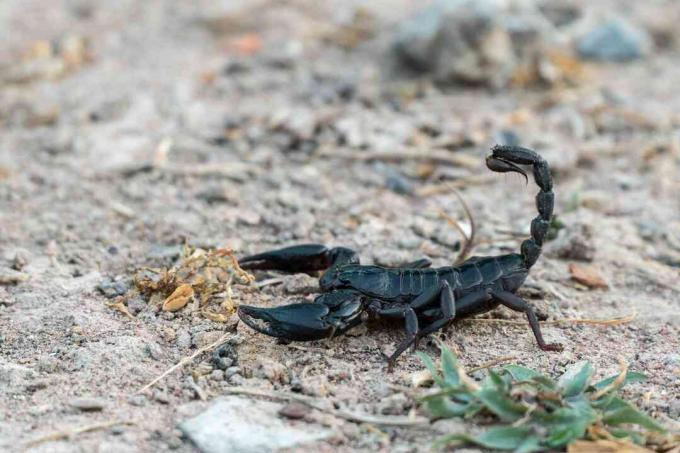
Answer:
418, 344, 670, 451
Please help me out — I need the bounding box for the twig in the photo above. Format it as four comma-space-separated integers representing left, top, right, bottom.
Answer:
468, 355, 518, 373
466, 311, 636, 326
438, 184, 476, 263
24, 420, 134, 448
136, 333, 232, 394
222, 387, 428, 426
254, 277, 286, 289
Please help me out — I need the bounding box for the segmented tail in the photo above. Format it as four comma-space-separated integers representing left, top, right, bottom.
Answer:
487, 145, 554, 269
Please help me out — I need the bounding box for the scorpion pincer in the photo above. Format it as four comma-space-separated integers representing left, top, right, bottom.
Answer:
238, 145, 563, 369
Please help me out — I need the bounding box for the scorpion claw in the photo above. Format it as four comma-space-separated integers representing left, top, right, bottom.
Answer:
238, 290, 366, 342
238, 303, 334, 341
239, 244, 331, 272
486, 156, 529, 185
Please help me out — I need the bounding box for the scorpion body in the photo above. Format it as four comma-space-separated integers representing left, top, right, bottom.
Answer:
238, 145, 563, 369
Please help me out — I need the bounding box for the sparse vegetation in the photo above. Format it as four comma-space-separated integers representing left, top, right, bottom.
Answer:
418, 343, 676, 451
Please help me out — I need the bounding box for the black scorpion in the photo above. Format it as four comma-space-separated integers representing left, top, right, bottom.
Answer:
238, 145, 563, 369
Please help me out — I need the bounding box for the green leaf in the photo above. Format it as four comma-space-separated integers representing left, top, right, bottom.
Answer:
476, 384, 526, 422
416, 351, 443, 387
538, 397, 597, 448
544, 424, 585, 448
437, 426, 533, 450
558, 361, 594, 397
608, 428, 645, 445
515, 435, 542, 453
423, 396, 471, 419
502, 364, 542, 382
463, 402, 484, 418
602, 397, 666, 432
530, 375, 557, 391
440, 345, 460, 386
591, 371, 646, 391
487, 369, 510, 392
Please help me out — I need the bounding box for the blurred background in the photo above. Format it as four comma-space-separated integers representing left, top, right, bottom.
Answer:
1, 0, 679, 451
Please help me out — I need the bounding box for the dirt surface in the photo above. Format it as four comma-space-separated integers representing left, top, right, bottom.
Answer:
1, 1, 679, 451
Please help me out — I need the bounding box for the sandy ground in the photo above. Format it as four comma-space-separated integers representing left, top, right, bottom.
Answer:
1, 1, 679, 451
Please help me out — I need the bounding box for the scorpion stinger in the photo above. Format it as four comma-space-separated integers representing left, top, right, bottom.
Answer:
238, 145, 563, 370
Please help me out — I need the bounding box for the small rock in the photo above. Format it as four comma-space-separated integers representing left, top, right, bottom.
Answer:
212, 342, 238, 370
126, 296, 146, 315
225, 366, 240, 379
253, 359, 289, 385
210, 370, 224, 381
179, 397, 331, 453
228, 373, 246, 386
577, 20, 651, 62
12, 249, 31, 270
547, 224, 595, 262
283, 273, 319, 294
127, 395, 146, 407
0, 267, 29, 285
176, 330, 192, 349
376, 393, 410, 415
145, 342, 164, 360
391, 0, 555, 87
278, 402, 310, 419
432, 418, 466, 434
167, 435, 184, 450
97, 277, 129, 298
69, 397, 105, 412
153, 390, 170, 404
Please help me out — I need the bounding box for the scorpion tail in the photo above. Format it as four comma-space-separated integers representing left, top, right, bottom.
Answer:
486, 145, 553, 269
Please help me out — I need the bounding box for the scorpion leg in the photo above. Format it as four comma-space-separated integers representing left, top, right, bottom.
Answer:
414, 288, 490, 345
239, 244, 359, 273
373, 307, 419, 372
378, 281, 457, 370
490, 290, 563, 352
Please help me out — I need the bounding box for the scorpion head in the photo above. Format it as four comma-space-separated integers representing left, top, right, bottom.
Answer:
238, 290, 367, 342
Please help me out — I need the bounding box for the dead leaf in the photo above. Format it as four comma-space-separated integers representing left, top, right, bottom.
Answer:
106, 299, 135, 320
228, 33, 262, 55
567, 439, 653, 453
162, 284, 194, 311
569, 263, 609, 289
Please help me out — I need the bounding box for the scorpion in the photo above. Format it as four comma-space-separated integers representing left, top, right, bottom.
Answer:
238, 145, 563, 369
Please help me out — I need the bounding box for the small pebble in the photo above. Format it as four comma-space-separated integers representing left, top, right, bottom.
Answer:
69, 397, 105, 412
228, 374, 246, 385
577, 20, 650, 62
127, 395, 147, 406
225, 366, 241, 379
278, 402, 310, 419
145, 342, 164, 360
126, 296, 146, 315
153, 390, 170, 404
176, 330, 191, 349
